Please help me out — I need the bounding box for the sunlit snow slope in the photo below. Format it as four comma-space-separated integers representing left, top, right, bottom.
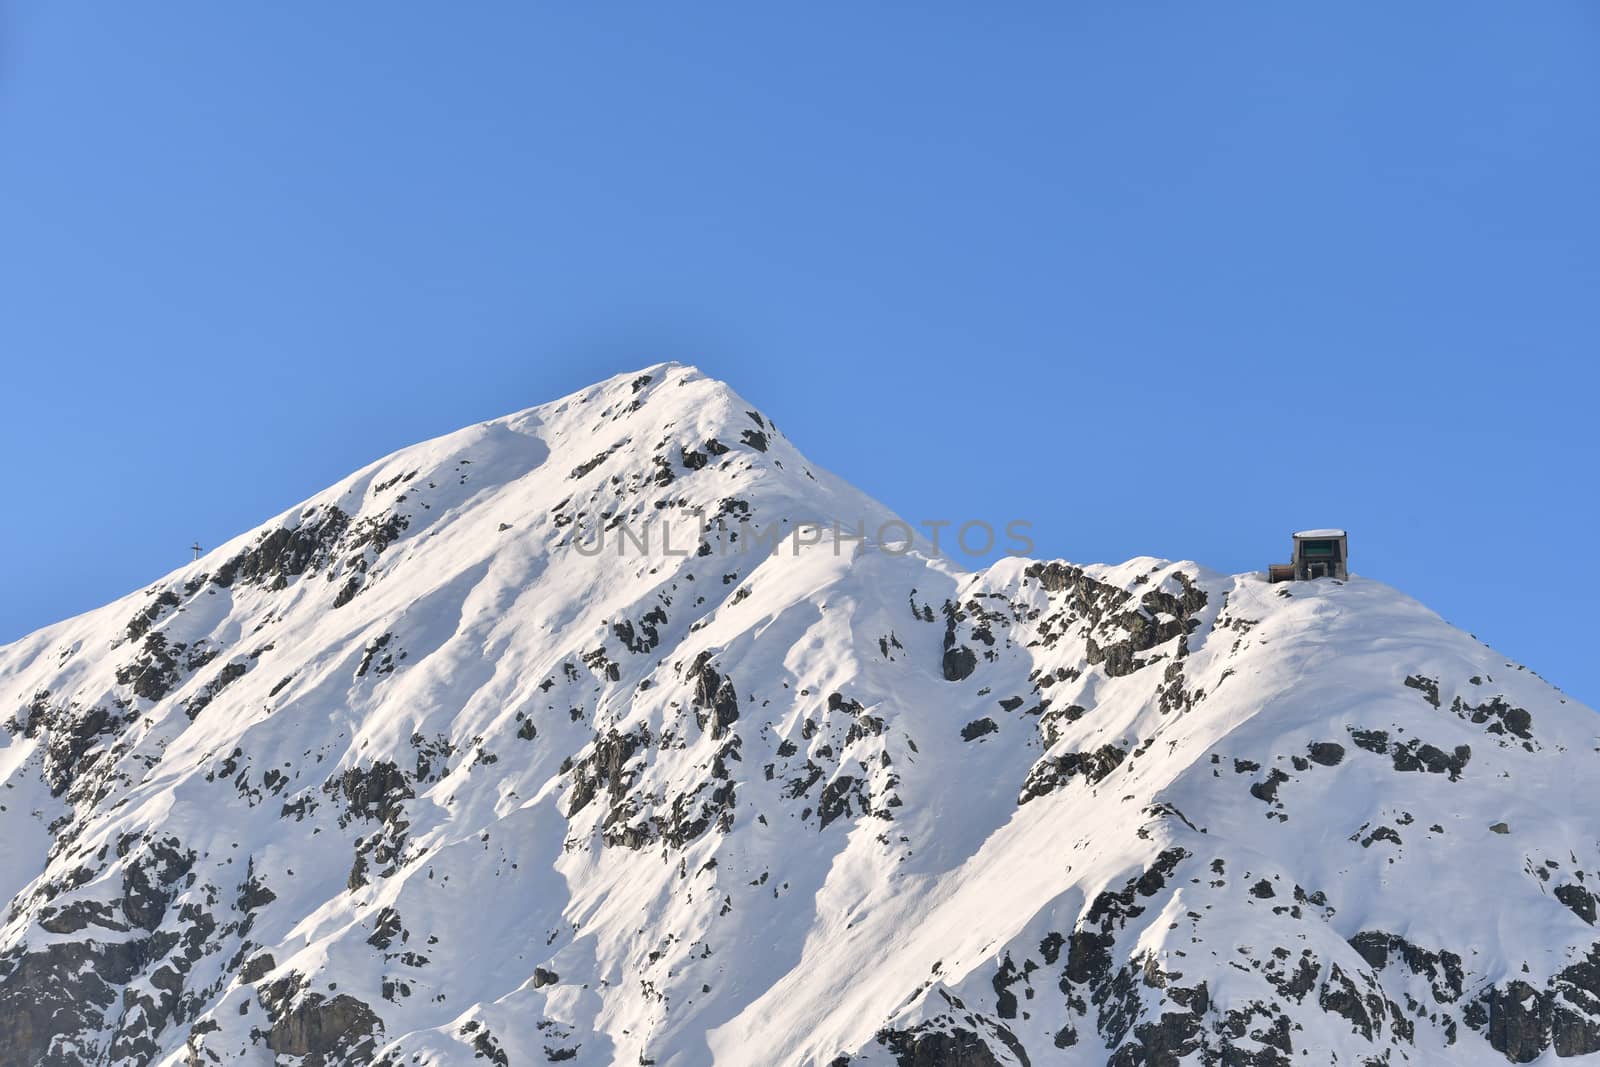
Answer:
2, 365, 1597, 1067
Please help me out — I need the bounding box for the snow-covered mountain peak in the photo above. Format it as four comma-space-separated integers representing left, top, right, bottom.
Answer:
193, 361, 869, 573
1, 368, 1597, 1067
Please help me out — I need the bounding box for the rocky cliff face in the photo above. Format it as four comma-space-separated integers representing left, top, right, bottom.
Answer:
1, 364, 1596, 1066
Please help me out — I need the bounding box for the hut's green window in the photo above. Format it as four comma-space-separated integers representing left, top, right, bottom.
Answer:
1300, 540, 1336, 558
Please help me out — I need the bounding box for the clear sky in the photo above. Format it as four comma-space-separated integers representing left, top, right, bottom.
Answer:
3, 3, 1597, 705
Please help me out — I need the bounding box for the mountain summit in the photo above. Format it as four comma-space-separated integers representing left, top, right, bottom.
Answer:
2, 365, 1596, 1066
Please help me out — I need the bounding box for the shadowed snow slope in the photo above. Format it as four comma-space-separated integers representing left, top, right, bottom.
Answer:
1, 364, 1597, 1066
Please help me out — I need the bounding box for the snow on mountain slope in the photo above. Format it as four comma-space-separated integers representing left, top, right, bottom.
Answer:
1, 364, 1597, 1067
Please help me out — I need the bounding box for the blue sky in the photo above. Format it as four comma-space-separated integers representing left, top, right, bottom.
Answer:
2, 3, 1597, 704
